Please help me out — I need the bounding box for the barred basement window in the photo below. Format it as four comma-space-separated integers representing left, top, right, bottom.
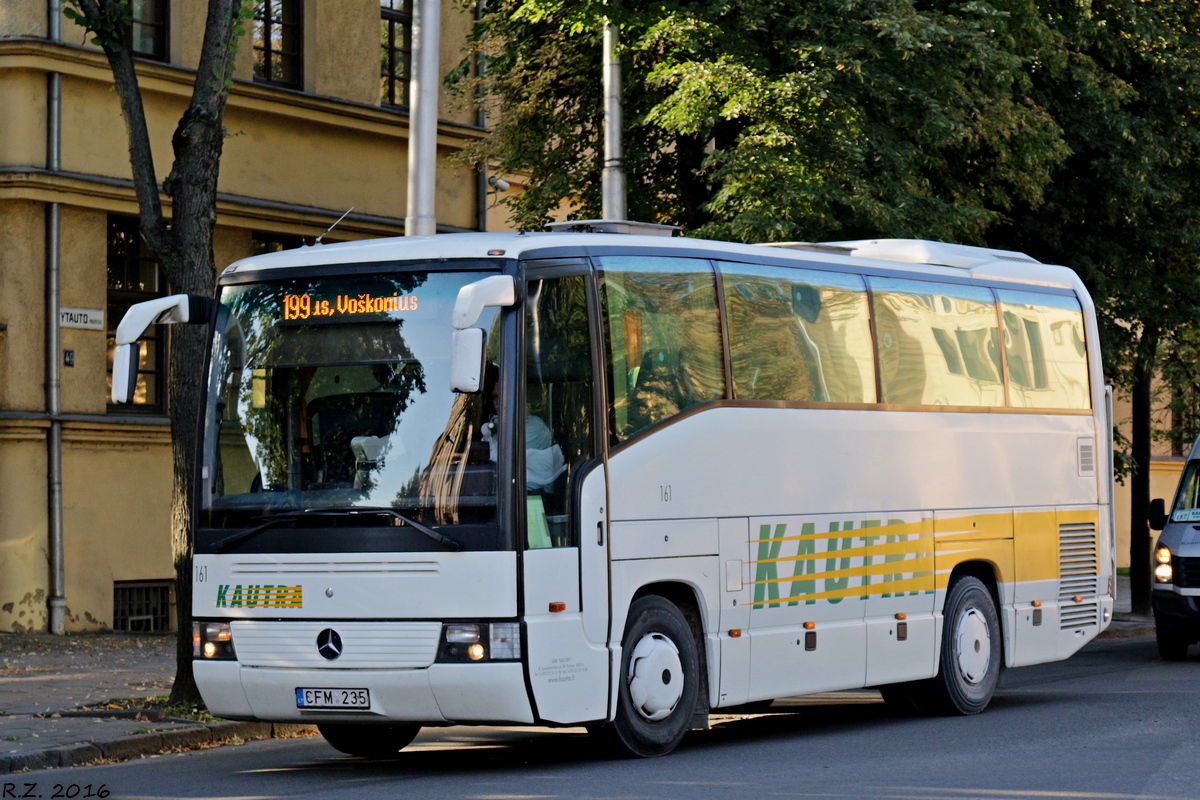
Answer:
113, 581, 175, 633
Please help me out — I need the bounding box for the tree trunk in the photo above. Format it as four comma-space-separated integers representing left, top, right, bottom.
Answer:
1129, 330, 1159, 617
166, 323, 210, 705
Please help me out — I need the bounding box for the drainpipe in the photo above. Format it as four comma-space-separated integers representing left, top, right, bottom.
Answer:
474, 0, 487, 232
405, 0, 441, 236
46, 0, 67, 635
601, 8, 625, 221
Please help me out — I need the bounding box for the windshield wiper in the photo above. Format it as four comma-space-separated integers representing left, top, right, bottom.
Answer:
211, 511, 302, 554
301, 507, 464, 552
209, 507, 464, 553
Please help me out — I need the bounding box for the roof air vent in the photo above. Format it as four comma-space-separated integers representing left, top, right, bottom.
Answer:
544, 219, 678, 237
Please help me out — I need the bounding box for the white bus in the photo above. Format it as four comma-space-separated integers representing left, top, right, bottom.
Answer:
113, 223, 1114, 758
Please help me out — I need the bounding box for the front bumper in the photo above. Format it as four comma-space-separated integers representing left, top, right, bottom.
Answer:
195, 660, 534, 725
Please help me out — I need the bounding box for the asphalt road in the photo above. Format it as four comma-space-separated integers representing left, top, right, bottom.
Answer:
21, 633, 1200, 800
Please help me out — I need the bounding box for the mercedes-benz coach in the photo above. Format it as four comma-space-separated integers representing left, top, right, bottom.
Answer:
112, 223, 1114, 757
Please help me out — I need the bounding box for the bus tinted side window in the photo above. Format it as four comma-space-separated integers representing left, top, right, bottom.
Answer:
997, 290, 1090, 410
719, 262, 875, 403
871, 278, 1002, 407
598, 256, 725, 442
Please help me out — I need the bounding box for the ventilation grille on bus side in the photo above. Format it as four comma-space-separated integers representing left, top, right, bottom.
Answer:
1077, 438, 1096, 478
1059, 523, 1100, 630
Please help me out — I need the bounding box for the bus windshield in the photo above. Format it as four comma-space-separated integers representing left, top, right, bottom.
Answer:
199, 269, 503, 543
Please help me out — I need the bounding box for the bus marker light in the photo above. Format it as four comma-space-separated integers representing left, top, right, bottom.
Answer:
549, 602, 566, 613
1073, 596, 1083, 603
1032, 600, 1041, 607
803, 621, 815, 630
894, 613, 906, 620
729, 629, 742, 638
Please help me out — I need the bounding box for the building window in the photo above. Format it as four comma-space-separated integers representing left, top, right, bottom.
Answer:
253, 0, 302, 87
113, 580, 175, 632
380, 0, 412, 107
107, 216, 166, 410
129, 0, 168, 61
251, 231, 306, 254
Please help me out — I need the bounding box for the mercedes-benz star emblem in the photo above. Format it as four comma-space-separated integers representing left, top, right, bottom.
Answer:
316, 628, 343, 661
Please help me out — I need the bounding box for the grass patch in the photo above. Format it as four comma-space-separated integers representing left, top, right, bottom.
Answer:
81, 696, 220, 723
1117, 566, 1131, 575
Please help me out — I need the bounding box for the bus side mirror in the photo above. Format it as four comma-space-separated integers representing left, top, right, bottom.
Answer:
111, 293, 213, 404
452, 275, 515, 330
449, 328, 487, 393
1149, 498, 1168, 531
111, 342, 141, 404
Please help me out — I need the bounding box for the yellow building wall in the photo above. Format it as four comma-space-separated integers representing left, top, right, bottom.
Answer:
60, 206, 109, 415
61, 423, 173, 630
0, 0, 48, 38
0, 200, 45, 412
0, 425, 48, 633
0, 68, 44, 168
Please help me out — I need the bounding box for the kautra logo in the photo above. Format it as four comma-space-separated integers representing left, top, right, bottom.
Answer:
751, 518, 935, 608
215, 585, 303, 608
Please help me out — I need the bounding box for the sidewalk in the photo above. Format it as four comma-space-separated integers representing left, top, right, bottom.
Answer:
0, 575, 1155, 774
0, 632, 313, 773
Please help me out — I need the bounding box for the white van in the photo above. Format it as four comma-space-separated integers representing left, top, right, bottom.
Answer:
1149, 434, 1200, 659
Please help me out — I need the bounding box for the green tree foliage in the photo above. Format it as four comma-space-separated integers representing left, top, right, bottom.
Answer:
993, 0, 1200, 614
459, 0, 1070, 242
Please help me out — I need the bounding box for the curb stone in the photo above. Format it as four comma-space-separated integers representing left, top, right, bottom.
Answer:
0, 721, 317, 774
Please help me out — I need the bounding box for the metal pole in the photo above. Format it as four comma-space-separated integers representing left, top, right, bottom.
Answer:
405, 0, 441, 236
601, 11, 626, 221
46, 0, 67, 635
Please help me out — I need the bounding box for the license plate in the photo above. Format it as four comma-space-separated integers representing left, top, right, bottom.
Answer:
295, 688, 371, 709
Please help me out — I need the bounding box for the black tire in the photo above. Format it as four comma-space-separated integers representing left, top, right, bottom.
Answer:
594, 595, 700, 758
318, 723, 421, 758
907, 576, 1002, 715
1156, 624, 1191, 661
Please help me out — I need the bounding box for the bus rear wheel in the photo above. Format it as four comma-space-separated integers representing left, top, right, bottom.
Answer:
890, 576, 1001, 715
596, 595, 699, 758
318, 723, 421, 758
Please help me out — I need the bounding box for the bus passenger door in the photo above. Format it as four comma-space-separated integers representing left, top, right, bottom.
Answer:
519, 270, 612, 725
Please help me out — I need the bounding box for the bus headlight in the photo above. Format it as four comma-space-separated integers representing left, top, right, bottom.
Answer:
193, 622, 237, 660
437, 622, 521, 663
1155, 547, 1173, 584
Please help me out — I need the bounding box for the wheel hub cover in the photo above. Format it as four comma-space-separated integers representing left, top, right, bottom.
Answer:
628, 632, 683, 721
955, 607, 991, 685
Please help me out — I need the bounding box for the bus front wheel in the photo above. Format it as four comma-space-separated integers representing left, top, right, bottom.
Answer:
318, 723, 421, 759
596, 595, 700, 758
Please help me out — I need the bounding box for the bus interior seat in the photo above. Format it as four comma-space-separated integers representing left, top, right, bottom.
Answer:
307, 392, 399, 484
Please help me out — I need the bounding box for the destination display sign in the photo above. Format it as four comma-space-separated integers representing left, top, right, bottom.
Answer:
282, 292, 420, 321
